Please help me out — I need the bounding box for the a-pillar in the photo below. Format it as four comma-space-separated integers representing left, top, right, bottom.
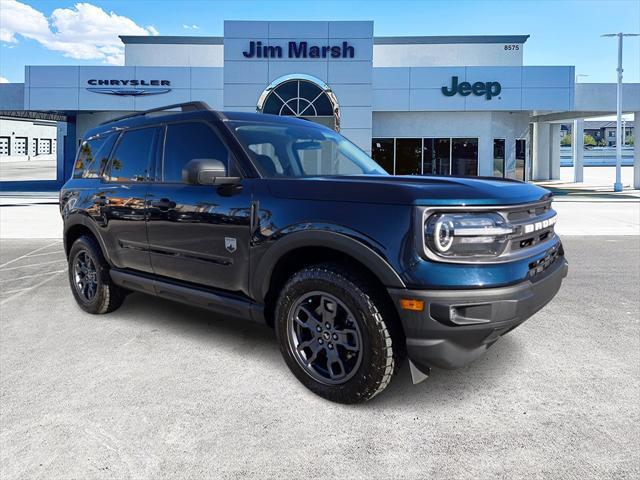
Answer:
634, 112, 640, 190
572, 119, 584, 183
532, 122, 550, 180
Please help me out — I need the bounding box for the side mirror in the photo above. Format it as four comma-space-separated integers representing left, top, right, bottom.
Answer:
182, 158, 240, 186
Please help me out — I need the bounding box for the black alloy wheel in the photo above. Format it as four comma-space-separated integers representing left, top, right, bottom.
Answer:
73, 251, 98, 302
287, 291, 363, 385
67, 235, 126, 314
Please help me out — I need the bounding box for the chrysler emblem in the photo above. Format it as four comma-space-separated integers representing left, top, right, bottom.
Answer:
87, 87, 171, 96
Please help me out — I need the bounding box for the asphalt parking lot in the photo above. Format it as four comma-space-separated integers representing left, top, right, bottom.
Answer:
1, 236, 639, 479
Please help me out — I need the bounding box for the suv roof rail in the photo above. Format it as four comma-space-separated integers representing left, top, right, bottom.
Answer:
100, 101, 211, 125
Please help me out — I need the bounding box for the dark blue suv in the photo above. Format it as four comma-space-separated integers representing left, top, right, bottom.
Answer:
60, 102, 568, 403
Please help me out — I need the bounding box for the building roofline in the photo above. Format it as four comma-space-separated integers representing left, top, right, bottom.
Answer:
120, 36, 224, 45
374, 35, 530, 45
120, 34, 530, 46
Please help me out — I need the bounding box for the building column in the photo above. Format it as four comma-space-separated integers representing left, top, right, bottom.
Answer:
478, 136, 494, 176
549, 124, 561, 180
634, 112, 640, 190
532, 122, 550, 180
572, 119, 584, 182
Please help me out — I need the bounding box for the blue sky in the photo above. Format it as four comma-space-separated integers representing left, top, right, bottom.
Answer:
1, 0, 639, 84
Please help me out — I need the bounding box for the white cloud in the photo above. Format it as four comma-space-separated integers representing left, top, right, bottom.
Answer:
0, 76, 10, 83
0, 1, 159, 65
182, 24, 199, 30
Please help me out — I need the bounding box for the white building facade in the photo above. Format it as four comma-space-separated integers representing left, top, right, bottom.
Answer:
1, 20, 639, 188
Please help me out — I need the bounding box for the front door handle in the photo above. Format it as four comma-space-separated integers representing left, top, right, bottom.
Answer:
151, 198, 176, 210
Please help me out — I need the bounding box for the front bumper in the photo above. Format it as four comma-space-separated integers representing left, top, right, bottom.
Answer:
388, 256, 568, 371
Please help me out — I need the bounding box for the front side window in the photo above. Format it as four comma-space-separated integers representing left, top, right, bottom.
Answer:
231, 122, 387, 178
163, 122, 232, 183
107, 127, 157, 182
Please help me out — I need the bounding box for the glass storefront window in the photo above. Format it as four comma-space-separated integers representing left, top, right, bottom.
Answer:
515, 139, 527, 181
423, 138, 451, 175
372, 136, 480, 177
451, 138, 478, 176
395, 138, 422, 175
493, 139, 505, 177
371, 138, 394, 174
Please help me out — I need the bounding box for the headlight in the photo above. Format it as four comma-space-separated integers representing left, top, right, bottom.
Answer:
424, 212, 513, 258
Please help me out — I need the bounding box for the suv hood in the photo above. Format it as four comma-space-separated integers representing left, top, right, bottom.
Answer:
267, 175, 550, 206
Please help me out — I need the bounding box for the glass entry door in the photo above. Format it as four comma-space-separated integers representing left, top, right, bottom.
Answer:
423, 138, 451, 175
515, 139, 527, 181
451, 138, 478, 176
493, 139, 506, 177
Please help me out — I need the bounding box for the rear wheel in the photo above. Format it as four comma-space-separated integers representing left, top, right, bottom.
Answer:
275, 263, 398, 404
68, 235, 125, 314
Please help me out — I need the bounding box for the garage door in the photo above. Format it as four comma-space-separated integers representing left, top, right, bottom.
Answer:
0, 137, 8, 156
37, 138, 52, 155
14, 137, 27, 155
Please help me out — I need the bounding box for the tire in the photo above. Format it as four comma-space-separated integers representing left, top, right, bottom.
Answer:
275, 262, 400, 404
67, 235, 126, 314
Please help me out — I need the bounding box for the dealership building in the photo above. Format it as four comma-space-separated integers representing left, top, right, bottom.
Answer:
1, 20, 639, 189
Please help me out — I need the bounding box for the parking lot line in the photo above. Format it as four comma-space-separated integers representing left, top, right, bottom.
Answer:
0, 269, 65, 306
0, 240, 62, 269
0, 269, 66, 284
0, 258, 67, 272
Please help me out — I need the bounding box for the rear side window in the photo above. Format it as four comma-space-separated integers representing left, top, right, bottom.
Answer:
162, 122, 231, 183
73, 134, 117, 179
106, 127, 157, 182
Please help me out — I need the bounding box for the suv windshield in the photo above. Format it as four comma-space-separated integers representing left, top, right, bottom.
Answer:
229, 121, 388, 178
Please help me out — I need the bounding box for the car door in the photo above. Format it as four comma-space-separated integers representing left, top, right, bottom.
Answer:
146, 120, 253, 295
93, 126, 160, 273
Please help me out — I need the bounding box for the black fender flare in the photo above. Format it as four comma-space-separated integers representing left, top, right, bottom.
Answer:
252, 229, 406, 303
63, 213, 113, 265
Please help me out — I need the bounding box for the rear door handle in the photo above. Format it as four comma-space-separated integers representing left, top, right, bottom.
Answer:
151, 198, 176, 210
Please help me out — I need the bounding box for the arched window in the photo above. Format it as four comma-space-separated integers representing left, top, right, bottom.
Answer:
257, 74, 340, 131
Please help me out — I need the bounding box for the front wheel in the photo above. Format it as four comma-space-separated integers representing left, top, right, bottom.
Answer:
275, 263, 398, 404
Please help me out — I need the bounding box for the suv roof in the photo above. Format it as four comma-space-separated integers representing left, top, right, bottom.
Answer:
83, 101, 326, 141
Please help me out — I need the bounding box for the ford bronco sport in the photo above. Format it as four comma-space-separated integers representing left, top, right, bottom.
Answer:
60, 102, 568, 404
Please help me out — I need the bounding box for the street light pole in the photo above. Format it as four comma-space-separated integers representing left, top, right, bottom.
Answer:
602, 32, 639, 192
615, 33, 623, 191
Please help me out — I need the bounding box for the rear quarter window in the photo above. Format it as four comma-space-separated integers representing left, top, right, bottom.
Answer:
73, 133, 117, 179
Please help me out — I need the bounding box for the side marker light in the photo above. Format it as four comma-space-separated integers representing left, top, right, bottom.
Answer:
400, 299, 425, 311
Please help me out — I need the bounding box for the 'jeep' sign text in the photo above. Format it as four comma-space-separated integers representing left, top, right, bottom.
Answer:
442, 76, 502, 100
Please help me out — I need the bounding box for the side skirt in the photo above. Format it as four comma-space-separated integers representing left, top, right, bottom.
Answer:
110, 269, 265, 324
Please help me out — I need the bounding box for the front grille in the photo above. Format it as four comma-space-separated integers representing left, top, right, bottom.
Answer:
501, 199, 557, 257
506, 202, 552, 222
